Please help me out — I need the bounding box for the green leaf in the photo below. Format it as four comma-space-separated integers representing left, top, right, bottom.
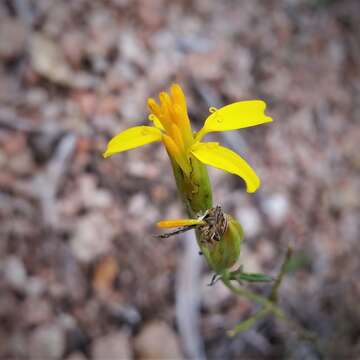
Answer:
231, 271, 274, 283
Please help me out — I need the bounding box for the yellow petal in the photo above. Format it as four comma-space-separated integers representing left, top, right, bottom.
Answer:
147, 98, 162, 118
170, 123, 185, 152
173, 103, 193, 146
157, 219, 205, 228
162, 134, 191, 176
170, 84, 193, 146
159, 92, 172, 114
147, 98, 170, 132
103, 126, 162, 158
148, 114, 165, 130
197, 100, 272, 141
190, 142, 260, 193
170, 83, 187, 110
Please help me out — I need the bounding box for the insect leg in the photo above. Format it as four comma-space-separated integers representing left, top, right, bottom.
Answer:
155, 225, 198, 239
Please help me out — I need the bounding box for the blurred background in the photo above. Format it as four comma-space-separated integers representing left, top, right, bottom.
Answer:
0, 0, 359, 359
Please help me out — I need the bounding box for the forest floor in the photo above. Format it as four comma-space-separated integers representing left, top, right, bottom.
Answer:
0, 0, 359, 359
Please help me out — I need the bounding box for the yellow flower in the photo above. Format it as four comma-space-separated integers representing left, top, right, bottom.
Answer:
103, 84, 272, 193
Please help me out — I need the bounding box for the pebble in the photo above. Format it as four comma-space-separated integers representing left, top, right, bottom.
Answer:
9, 332, 28, 358
128, 194, 147, 215
0, 18, 27, 59
30, 34, 73, 86
25, 276, 46, 297
128, 193, 159, 224
262, 193, 290, 227
78, 175, 112, 209
23, 298, 52, 326
134, 321, 183, 359
119, 30, 148, 67
201, 275, 231, 310
128, 161, 147, 177
9, 151, 35, 176
240, 247, 263, 274
236, 206, 262, 238
29, 324, 66, 360
70, 213, 113, 263
107, 303, 142, 327
3, 256, 27, 291
92, 331, 133, 360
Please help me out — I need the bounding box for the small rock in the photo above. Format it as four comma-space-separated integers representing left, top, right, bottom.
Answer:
30, 34, 73, 86
58, 313, 77, 331
236, 206, 262, 238
134, 321, 182, 359
62, 31, 87, 67
9, 151, 35, 176
151, 184, 170, 203
65, 327, 89, 357
29, 324, 66, 360
240, 247, 263, 274
262, 193, 289, 227
138, 0, 165, 28
119, 30, 148, 67
128, 161, 147, 177
70, 212, 114, 263
107, 303, 141, 327
79, 175, 112, 209
9, 331, 28, 358
3, 256, 27, 290
257, 240, 276, 263
128, 193, 159, 224
201, 275, 231, 310
0, 18, 27, 59
92, 331, 132, 360
23, 298, 52, 326
25, 276, 46, 297
58, 246, 87, 300
128, 194, 147, 215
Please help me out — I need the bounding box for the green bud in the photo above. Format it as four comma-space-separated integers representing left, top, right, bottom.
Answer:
198, 209, 243, 274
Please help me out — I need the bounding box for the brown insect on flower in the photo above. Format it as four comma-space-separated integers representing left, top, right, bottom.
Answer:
156, 206, 228, 245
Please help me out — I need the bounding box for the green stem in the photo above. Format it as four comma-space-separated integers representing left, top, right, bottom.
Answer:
221, 276, 287, 322
170, 155, 212, 216
169, 155, 316, 344
222, 249, 290, 338
169, 156, 213, 264
224, 246, 316, 342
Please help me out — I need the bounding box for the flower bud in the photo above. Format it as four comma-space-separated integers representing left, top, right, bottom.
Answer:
199, 210, 243, 274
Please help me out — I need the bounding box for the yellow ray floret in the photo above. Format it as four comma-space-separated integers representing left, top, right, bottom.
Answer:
162, 134, 191, 176
103, 126, 162, 158
190, 142, 260, 193
170, 84, 193, 145
157, 219, 206, 228
196, 100, 272, 141
148, 114, 165, 130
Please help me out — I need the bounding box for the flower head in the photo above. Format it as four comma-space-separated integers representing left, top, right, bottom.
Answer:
103, 84, 272, 193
